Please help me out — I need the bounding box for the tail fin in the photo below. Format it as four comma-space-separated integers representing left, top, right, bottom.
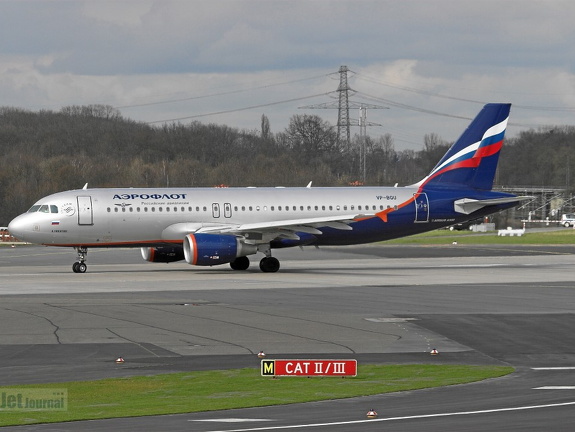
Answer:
416, 103, 511, 191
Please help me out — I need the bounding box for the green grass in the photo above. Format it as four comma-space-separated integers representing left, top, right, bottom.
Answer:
0, 364, 513, 426
386, 228, 575, 245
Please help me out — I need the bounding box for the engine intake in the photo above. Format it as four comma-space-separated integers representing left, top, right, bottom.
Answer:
183, 233, 257, 266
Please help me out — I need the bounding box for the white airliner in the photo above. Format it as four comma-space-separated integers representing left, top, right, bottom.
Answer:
8, 103, 525, 273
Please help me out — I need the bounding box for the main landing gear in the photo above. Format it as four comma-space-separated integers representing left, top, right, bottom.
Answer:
258, 247, 280, 273
259, 256, 280, 273
72, 247, 88, 273
228, 251, 280, 273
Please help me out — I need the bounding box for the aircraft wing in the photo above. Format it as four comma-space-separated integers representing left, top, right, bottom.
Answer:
195, 214, 372, 241
454, 196, 533, 215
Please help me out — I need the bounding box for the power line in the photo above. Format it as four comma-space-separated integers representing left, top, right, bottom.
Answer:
116, 73, 330, 110
146, 93, 328, 124
355, 72, 575, 112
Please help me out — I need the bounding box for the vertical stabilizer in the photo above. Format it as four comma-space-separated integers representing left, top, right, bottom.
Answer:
416, 103, 511, 191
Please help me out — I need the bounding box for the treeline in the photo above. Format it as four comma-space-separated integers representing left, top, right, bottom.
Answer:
1, 105, 574, 224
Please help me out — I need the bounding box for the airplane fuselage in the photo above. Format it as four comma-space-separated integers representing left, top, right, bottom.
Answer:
10, 185, 514, 248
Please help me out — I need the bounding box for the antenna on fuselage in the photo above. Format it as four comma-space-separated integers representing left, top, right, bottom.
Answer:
82, 183, 88, 190
306, 181, 312, 188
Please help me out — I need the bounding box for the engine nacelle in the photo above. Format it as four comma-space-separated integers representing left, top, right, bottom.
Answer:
183, 233, 257, 266
141, 246, 185, 263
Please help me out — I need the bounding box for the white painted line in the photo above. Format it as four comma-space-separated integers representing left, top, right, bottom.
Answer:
535, 386, 575, 390
203, 401, 575, 432
192, 418, 273, 423
532, 367, 575, 370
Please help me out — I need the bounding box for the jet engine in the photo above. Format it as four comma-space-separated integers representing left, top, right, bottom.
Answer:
183, 233, 257, 266
141, 246, 185, 263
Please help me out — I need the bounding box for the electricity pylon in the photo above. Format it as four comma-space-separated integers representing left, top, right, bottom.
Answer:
300, 65, 387, 181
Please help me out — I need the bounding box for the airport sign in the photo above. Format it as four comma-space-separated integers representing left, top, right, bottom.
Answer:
261, 359, 357, 377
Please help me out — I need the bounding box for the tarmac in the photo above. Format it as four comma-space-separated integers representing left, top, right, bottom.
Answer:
1, 241, 575, 430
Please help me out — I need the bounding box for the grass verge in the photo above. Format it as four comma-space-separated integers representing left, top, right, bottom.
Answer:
386, 228, 575, 245
0, 364, 513, 426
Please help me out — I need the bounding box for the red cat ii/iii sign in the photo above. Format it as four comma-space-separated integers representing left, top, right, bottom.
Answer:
261, 359, 357, 377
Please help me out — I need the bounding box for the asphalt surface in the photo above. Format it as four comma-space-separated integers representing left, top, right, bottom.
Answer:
1, 240, 575, 430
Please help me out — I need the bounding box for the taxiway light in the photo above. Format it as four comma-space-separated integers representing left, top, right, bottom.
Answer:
257, 351, 266, 358
366, 409, 378, 418
115, 357, 125, 364
430, 348, 439, 355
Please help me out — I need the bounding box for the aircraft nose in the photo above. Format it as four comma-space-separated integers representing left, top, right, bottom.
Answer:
8, 214, 28, 241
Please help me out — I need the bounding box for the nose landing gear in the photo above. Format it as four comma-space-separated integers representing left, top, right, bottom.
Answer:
72, 247, 88, 273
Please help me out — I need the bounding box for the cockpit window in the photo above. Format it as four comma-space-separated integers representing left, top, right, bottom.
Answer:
27, 204, 59, 213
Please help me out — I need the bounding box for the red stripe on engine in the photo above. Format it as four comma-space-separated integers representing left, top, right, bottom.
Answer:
189, 234, 198, 265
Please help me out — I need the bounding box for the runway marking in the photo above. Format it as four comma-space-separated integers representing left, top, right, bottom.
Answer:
365, 317, 418, 323
532, 367, 575, 370
535, 386, 575, 390
192, 418, 273, 423
202, 401, 575, 431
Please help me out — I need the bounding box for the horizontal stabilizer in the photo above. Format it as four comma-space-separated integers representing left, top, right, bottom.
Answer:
454, 196, 532, 215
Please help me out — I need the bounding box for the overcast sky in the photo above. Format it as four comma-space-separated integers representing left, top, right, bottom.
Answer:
1, 0, 575, 150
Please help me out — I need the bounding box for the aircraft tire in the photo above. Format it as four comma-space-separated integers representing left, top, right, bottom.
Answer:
259, 257, 280, 273
230, 256, 250, 271
73, 262, 87, 273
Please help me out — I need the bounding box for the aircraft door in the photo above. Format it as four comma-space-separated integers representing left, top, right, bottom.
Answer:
77, 196, 94, 225
212, 203, 220, 218
413, 193, 429, 223
224, 203, 232, 218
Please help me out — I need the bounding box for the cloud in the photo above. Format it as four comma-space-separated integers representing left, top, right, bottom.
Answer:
1, 0, 575, 150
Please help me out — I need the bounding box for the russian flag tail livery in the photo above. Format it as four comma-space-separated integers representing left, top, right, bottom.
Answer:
417, 103, 511, 191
